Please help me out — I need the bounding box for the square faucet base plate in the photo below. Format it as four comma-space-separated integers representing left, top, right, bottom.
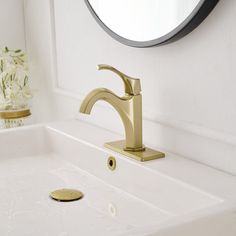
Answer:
104, 140, 165, 162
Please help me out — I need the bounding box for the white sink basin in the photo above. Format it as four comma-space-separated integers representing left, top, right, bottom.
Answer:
0, 120, 236, 236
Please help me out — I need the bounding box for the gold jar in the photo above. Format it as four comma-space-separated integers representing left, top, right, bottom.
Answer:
0, 109, 31, 129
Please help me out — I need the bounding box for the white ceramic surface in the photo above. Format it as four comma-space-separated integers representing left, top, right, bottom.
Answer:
0, 120, 236, 235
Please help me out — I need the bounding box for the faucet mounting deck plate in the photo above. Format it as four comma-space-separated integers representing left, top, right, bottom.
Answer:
105, 140, 165, 162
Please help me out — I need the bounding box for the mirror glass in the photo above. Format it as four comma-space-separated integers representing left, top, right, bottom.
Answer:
85, 0, 218, 47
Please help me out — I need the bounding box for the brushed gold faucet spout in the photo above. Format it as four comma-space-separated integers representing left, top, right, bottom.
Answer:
79, 88, 116, 114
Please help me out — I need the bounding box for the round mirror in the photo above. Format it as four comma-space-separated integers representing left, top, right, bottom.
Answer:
85, 0, 219, 47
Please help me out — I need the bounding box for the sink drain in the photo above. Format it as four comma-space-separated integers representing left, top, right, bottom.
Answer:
50, 189, 84, 202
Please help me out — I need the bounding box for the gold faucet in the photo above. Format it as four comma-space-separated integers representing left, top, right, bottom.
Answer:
80, 64, 165, 161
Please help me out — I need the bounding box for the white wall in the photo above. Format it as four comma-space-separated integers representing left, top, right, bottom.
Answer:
0, 0, 25, 49
24, 0, 236, 175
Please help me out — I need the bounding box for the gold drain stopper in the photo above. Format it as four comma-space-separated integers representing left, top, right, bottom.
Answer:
50, 189, 84, 202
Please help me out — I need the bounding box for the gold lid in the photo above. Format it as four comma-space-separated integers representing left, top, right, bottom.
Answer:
0, 109, 31, 119
50, 189, 84, 202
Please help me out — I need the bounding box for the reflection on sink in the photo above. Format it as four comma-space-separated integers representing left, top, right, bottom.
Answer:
0, 121, 234, 236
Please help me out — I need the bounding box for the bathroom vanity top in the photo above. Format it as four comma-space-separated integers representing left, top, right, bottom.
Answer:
0, 119, 236, 236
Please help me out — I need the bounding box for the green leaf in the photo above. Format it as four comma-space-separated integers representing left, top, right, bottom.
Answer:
0, 60, 3, 72
15, 49, 22, 53
24, 76, 28, 86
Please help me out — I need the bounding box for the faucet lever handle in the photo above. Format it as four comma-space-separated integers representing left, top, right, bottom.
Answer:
97, 64, 141, 95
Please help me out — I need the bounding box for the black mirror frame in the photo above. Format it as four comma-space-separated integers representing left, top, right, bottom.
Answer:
84, 0, 219, 48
